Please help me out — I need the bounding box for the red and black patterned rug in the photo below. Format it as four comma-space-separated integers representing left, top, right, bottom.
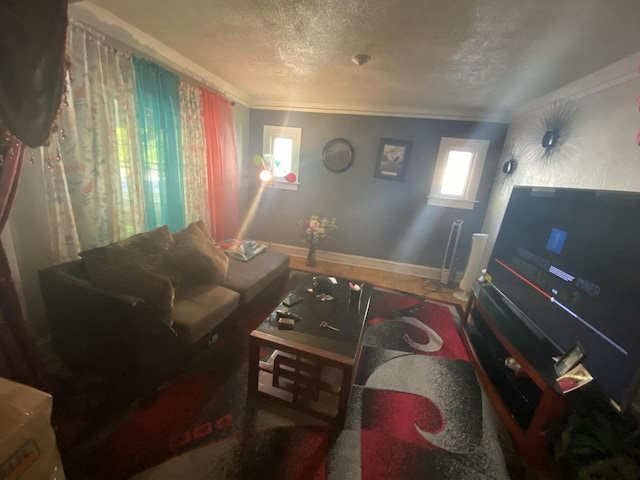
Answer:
63, 277, 509, 479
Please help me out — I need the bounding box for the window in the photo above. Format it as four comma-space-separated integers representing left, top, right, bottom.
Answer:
427, 137, 490, 209
140, 106, 165, 223
113, 98, 138, 237
263, 125, 302, 190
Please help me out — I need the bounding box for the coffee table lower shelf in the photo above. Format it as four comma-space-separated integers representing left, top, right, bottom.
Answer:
248, 335, 355, 426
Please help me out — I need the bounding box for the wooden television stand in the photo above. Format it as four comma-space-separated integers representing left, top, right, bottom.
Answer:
460, 282, 567, 469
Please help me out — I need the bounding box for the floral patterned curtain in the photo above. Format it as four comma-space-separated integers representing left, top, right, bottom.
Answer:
36, 22, 146, 257
179, 82, 210, 228
31, 145, 81, 263
0, 0, 68, 386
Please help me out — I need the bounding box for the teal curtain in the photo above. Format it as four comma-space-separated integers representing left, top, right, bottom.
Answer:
133, 56, 185, 232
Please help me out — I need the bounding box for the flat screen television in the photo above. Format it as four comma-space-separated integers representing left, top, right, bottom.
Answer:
486, 186, 640, 410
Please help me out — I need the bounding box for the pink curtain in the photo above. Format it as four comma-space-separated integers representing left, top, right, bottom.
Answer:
200, 89, 239, 240
0, 129, 44, 385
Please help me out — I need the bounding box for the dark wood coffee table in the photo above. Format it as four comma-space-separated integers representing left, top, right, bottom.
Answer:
248, 274, 373, 426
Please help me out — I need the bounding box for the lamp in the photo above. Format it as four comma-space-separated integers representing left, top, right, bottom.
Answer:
259, 153, 274, 182
252, 154, 297, 183
259, 168, 272, 182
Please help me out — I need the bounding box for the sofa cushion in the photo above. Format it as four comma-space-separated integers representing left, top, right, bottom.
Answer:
80, 225, 175, 266
172, 285, 240, 344
223, 250, 290, 304
79, 226, 178, 315
79, 225, 179, 284
168, 222, 228, 285
194, 219, 212, 239
86, 262, 175, 326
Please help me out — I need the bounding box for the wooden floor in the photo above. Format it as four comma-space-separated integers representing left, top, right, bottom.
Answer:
289, 256, 467, 309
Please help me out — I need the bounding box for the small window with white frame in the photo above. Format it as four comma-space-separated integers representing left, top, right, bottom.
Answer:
427, 137, 490, 209
263, 125, 302, 190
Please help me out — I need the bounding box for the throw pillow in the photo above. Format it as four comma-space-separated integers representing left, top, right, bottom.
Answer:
168, 222, 229, 285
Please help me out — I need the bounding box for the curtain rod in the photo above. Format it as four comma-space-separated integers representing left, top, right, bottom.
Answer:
69, 19, 236, 106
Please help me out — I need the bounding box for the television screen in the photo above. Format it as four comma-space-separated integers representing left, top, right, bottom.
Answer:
486, 186, 640, 410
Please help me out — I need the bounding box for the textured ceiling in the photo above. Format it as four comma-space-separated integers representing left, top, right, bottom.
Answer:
84, 0, 640, 118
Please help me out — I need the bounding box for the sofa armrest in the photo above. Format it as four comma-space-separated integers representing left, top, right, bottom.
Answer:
45, 265, 145, 306
39, 263, 179, 376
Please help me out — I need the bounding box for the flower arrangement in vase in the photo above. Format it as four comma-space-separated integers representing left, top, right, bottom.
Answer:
298, 214, 337, 266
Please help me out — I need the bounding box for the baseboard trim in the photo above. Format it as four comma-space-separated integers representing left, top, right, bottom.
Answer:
267, 242, 443, 280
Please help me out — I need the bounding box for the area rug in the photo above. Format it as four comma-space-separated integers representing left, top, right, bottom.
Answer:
65, 282, 509, 479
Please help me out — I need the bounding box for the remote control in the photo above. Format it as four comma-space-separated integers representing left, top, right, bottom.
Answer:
282, 293, 303, 307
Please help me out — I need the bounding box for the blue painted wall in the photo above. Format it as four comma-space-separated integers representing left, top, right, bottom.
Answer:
245, 109, 508, 270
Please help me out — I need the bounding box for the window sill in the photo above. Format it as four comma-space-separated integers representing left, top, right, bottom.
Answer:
268, 180, 299, 191
426, 196, 477, 210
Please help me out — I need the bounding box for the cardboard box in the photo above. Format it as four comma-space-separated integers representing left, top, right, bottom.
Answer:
0, 378, 65, 480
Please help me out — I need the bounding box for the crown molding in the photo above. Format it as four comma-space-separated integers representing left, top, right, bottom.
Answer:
512, 52, 640, 119
69, 2, 252, 107
250, 101, 510, 123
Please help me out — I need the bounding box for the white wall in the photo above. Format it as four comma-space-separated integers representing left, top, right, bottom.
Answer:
482, 57, 640, 265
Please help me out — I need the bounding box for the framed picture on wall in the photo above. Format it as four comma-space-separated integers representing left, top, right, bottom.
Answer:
374, 138, 413, 181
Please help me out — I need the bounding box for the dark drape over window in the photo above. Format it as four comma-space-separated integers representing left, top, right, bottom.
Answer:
0, 0, 69, 385
0, 0, 68, 147
0, 128, 44, 384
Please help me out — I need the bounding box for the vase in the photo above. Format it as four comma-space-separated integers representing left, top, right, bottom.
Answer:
306, 243, 317, 267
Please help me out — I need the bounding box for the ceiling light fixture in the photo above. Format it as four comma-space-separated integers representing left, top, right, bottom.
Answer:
351, 54, 371, 66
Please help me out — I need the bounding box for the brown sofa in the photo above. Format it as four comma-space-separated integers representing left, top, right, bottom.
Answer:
38, 223, 289, 390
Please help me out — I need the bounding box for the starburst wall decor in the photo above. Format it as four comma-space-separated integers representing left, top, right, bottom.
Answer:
495, 136, 532, 192
530, 100, 577, 170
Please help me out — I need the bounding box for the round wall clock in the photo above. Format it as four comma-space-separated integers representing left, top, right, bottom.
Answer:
322, 138, 354, 172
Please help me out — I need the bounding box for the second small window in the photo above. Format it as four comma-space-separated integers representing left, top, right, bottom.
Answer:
427, 137, 490, 209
